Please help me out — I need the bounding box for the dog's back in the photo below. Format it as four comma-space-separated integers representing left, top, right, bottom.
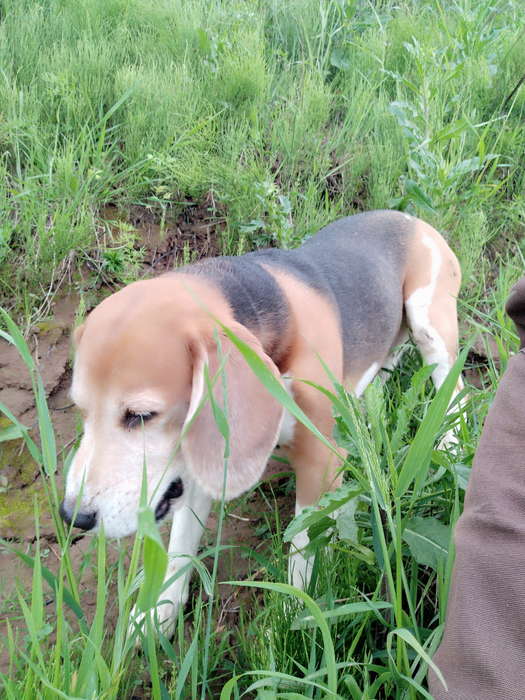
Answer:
185, 209, 414, 375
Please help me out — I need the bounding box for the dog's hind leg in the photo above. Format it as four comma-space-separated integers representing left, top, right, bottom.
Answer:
404, 220, 463, 444
379, 327, 410, 383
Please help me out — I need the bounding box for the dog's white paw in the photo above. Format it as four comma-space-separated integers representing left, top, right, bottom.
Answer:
128, 601, 175, 642
288, 530, 313, 591
128, 583, 189, 643
438, 427, 459, 451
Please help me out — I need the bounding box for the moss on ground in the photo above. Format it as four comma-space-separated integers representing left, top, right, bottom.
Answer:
0, 437, 46, 538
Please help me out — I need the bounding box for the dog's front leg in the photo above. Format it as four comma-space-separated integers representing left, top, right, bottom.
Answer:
288, 426, 342, 592
130, 478, 211, 639
158, 479, 212, 631
288, 500, 313, 589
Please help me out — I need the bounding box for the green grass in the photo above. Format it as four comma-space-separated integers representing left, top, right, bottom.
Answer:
1, 0, 525, 697
0, 0, 524, 321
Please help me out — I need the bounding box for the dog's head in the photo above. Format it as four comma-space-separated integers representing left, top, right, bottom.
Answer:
60, 276, 284, 537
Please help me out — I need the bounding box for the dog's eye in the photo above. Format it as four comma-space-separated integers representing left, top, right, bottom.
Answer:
123, 410, 158, 430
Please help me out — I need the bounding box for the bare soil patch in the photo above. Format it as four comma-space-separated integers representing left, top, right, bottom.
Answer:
103, 196, 224, 278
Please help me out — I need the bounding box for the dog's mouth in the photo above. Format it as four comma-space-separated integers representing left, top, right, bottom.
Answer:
154, 478, 184, 521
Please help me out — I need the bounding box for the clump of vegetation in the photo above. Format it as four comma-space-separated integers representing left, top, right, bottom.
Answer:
0, 0, 523, 323
1, 0, 525, 696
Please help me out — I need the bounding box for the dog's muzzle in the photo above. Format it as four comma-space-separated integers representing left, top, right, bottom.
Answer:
154, 478, 184, 521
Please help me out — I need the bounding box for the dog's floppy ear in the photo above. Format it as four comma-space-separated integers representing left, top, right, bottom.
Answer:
71, 323, 85, 350
182, 323, 284, 500
506, 277, 525, 349
72, 323, 85, 348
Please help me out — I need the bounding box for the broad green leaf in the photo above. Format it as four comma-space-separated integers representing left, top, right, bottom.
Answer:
452, 462, 471, 490
450, 154, 498, 177
403, 178, 435, 214
430, 118, 470, 145
403, 516, 449, 570
330, 47, 351, 70
336, 496, 359, 543
284, 483, 361, 542
136, 507, 168, 612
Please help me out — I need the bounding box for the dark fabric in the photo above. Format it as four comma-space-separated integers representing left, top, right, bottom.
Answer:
429, 277, 525, 699
506, 277, 525, 350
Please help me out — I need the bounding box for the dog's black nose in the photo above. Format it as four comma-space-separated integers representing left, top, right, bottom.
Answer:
59, 501, 97, 531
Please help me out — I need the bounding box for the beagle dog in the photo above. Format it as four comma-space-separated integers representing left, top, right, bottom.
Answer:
60, 209, 462, 634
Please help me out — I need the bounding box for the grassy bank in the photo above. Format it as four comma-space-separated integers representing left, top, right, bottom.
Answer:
0, 0, 524, 320
1, 0, 525, 697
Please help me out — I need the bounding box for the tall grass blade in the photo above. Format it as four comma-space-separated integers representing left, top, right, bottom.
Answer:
396, 350, 467, 498
223, 580, 338, 696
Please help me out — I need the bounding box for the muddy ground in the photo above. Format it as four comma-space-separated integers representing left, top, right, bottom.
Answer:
0, 202, 294, 680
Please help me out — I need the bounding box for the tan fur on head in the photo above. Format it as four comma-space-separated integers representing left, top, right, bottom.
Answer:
64, 276, 284, 537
